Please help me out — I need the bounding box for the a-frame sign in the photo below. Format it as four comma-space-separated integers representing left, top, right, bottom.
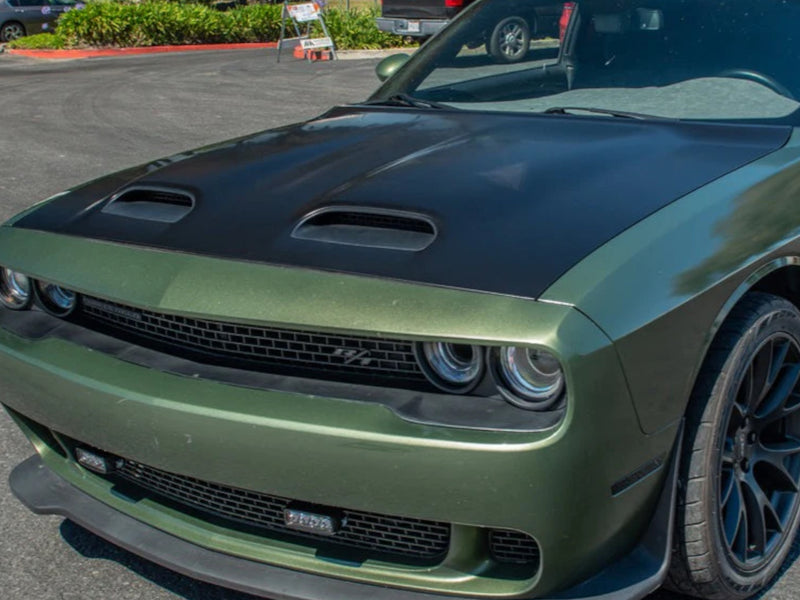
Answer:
277, 1, 337, 62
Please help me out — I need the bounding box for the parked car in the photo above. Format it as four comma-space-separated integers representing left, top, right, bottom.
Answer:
377, 0, 568, 62
0, 0, 79, 43
4, 1, 800, 600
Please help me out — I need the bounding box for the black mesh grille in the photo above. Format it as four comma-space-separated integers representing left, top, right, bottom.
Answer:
488, 529, 541, 565
113, 459, 450, 562
78, 296, 429, 388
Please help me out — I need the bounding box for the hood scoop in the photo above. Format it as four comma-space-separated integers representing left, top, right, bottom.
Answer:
291, 207, 437, 251
102, 187, 195, 223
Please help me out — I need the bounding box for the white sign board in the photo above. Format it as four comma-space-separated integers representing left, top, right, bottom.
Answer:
287, 3, 320, 23
300, 37, 333, 50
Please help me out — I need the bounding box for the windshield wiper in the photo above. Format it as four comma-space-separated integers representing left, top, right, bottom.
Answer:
361, 93, 452, 110
543, 106, 670, 120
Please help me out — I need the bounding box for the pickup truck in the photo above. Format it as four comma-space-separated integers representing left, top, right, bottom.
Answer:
376, 0, 572, 63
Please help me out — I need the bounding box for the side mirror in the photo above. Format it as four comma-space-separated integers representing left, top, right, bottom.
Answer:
375, 54, 411, 82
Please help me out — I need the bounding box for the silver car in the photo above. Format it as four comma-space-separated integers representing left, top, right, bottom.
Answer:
0, 0, 79, 43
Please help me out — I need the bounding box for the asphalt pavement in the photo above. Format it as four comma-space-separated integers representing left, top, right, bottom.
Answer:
0, 48, 798, 600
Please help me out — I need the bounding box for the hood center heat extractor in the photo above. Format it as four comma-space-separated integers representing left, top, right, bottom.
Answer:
291, 206, 437, 251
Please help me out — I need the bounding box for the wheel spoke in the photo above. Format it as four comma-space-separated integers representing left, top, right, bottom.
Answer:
728, 402, 747, 436
738, 362, 755, 412
755, 362, 800, 424
768, 340, 791, 386
735, 495, 750, 559
741, 475, 770, 556
756, 436, 800, 492
748, 342, 774, 412
721, 467, 736, 506
723, 478, 745, 547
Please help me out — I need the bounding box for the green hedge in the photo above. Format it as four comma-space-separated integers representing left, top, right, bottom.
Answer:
6, 33, 67, 49
6, 3, 413, 49
56, 2, 282, 45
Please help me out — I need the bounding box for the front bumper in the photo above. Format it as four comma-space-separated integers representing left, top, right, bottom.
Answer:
0, 229, 679, 598
10, 448, 677, 600
0, 307, 676, 598
375, 17, 448, 37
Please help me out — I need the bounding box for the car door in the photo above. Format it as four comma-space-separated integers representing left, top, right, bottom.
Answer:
14, 0, 57, 35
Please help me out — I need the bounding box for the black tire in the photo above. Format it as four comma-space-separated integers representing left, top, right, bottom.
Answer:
487, 16, 530, 63
668, 292, 800, 599
0, 21, 26, 43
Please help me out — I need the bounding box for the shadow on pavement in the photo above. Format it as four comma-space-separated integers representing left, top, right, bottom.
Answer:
60, 519, 261, 600
757, 530, 800, 599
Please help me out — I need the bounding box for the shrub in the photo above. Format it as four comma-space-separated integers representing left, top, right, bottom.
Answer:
53, 2, 411, 49
6, 33, 67, 49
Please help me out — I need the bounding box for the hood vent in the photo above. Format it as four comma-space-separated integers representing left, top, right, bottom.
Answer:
102, 187, 195, 223
292, 207, 436, 251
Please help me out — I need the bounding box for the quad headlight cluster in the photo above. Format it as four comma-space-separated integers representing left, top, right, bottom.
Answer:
416, 341, 565, 410
2, 265, 564, 410
0, 268, 77, 317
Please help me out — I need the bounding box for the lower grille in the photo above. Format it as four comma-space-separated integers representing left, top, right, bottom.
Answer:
488, 529, 541, 565
113, 459, 450, 563
78, 295, 429, 389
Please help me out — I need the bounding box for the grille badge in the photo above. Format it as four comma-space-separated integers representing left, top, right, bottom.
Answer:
332, 347, 373, 366
284, 506, 341, 536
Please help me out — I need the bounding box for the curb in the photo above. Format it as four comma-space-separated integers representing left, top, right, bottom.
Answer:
5, 42, 277, 59
337, 49, 411, 60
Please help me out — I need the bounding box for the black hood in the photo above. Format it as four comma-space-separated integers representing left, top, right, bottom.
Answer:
13, 106, 791, 298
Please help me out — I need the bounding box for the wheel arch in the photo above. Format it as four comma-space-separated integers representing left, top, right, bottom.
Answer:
702, 257, 800, 353
684, 257, 800, 419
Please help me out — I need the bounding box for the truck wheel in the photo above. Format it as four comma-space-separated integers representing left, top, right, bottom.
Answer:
487, 16, 530, 63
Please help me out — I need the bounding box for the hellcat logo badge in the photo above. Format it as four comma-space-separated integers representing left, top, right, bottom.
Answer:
332, 347, 373, 366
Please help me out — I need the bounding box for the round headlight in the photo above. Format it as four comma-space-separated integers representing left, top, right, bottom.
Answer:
417, 342, 484, 393
495, 347, 565, 409
0, 267, 32, 310
35, 280, 77, 317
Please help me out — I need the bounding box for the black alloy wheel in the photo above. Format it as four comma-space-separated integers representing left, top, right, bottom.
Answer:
719, 332, 800, 568
669, 292, 800, 599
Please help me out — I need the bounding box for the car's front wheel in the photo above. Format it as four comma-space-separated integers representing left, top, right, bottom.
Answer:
0, 21, 26, 43
669, 292, 800, 598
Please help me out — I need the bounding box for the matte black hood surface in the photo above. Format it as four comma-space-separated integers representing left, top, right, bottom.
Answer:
13, 106, 791, 299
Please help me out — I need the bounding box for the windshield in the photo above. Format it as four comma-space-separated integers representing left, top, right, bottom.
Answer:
371, 0, 800, 123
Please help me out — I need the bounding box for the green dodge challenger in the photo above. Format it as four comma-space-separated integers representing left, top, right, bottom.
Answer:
3, 0, 800, 598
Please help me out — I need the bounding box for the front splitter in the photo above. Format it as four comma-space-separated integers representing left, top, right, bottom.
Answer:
8, 442, 680, 600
